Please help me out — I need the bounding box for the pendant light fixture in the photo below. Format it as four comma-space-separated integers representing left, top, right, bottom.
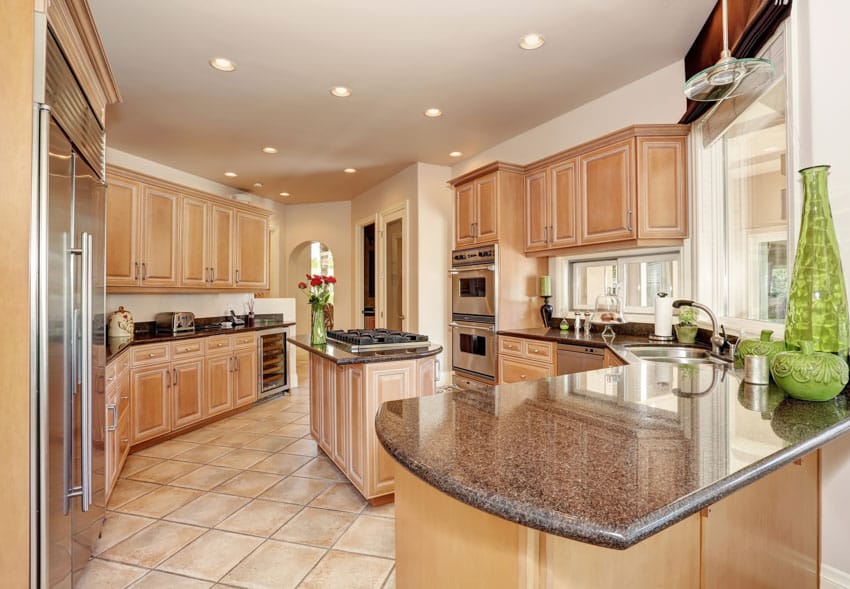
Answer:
683, 0, 775, 102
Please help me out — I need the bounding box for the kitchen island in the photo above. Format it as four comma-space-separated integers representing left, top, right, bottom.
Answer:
289, 334, 442, 501
376, 361, 850, 588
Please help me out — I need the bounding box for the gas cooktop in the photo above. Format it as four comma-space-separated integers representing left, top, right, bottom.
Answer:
326, 329, 429, 352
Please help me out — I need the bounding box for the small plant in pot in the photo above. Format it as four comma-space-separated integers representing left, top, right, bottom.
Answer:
675, 305, 699, 344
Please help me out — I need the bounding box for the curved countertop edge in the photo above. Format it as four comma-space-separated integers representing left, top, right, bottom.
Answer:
106, 320, 295, 364
289, 335, 442, 365
376, 404, 850, 550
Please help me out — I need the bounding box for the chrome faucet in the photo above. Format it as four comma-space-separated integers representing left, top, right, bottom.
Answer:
672, 299, 727, 356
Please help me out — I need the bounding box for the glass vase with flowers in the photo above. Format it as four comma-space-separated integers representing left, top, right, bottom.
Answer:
298, 274, 336, 345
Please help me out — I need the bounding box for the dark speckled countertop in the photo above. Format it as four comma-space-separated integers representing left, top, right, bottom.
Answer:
376, 361, 850, 549
289, 334, 442, 365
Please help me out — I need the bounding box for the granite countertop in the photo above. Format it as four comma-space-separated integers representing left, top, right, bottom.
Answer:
376, 361, 850, 549
289, 334, 442, 365
106, 319, 295, 363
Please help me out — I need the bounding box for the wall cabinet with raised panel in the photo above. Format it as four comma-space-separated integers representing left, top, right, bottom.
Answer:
106, 166, 269, 292
452, 165, 525, 248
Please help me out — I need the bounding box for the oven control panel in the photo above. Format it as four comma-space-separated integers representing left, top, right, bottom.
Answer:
451, 245, 497, 267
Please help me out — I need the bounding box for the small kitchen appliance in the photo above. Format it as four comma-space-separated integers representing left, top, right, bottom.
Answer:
154, 311, 196, 334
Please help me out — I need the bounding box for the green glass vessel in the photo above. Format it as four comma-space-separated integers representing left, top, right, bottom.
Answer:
785, 165, 849, 360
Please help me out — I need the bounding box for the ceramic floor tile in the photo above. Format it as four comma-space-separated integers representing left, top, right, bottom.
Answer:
107, 479, 160, 509
249, 452, 312, 476
259, 476, 331, 505
77, 559, 147, 589
362, 502, 395, 519
292, 416, 310, 425
272, 507, 356, 547
134, 440, 199, 459
214, 471, 282, 498
128, 460, 201, 484
292, 456, 346, 481
121, 455, 165, 478
277, 438, 319, 457
335, 515, 395, 558
101, 520, 205, 568
243, 435, 298, 453
170, 465, 242, 491
208, 448, 271, 469
175, 427, 225, 444
272, 424, 310, 438
220, 540, 325, 589
164, 492, 251, 527
215, 499, 302, 537
208, 431, 264, 448
207, 418, 254, 431
298, 550, 393, 589
235, 421, 282, 435
382, 567, 396, 589
130, 570, 214, 588
309, 483, 367, 513
93, 512, 157, 555
117, 485, 203, 518
171, 444, 234, 464
159, 529, 263, 582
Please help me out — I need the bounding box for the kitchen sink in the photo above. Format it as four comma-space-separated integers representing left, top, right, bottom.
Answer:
625, 345, 732, 365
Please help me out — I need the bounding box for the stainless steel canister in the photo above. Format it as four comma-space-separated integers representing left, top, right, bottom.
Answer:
744, 354, 770, 385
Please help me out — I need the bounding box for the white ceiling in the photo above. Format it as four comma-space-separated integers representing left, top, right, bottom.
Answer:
90, 0, 715, 204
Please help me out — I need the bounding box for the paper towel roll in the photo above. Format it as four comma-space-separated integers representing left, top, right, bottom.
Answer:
655, 293, 673, 337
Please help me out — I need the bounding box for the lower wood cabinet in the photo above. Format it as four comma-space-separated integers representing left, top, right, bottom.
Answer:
205, 353, 234, 417
130, 364, 171, 444
172, 359, 204, 429
105, 360, 131, 498
234, 347, 258, 407
498, 336, 556, 384
308, 355, 437, 500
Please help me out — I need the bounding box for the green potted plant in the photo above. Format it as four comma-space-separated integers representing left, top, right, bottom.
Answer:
675, 305, 699, 344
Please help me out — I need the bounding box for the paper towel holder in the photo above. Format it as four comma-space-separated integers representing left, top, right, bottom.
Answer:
649, 291, 675, 342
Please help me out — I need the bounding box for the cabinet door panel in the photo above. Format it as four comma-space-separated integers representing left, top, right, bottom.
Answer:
172, 360, 204, 429
180, 195, 209, 287
524, 171, 548, 252
235, 211, 268, 289
209, 205, 234, 287
580, 139, 635, 244
637, 137, 688, 239
309, 355, 323, 443
130, 365, 170, 443
550, 159, 579, 248
321, 359, 335, 454
455, 183, 475, 246
498, 357, 552, 384
234, 348, 258, 407
417, 358, 436, 396
204, 354, 233, 417
347, 367, 366, 489
140, 186, 180, 286
333, 365, 349, 469
105, 175, 141, 286
366, 363, 413, 497
475, 174, 498, 243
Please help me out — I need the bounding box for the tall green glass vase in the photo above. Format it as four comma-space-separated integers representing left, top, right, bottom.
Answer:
785, 165, 849, 360
311, 305, 327, 345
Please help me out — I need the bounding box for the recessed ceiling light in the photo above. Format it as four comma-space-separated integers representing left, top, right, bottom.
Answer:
253, 182, 263, 188
449, 151, 463, 158
344, 168, 357, 174
224, 171, 237, 177
279, 192, 290, 197
261, 146, 278, 154
209, 57, 236, 72
424, 108, 443, 118
519, 33, 545, 50
330, 86, 352, 97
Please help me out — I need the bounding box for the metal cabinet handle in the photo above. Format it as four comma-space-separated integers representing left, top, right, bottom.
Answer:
173, 368, 178, 387
627, 210, 633, 232
148, 352, 155, 357
142, 262, 147, 280
121, 438, 129, 444
550, 225, 554, 242
543, 226, 548, 243
211, 267, 215, 282
435, 359, 441, 383
107, 404, 118, 432
134, 262, 139, 280
80, 233, 94, 511
520, 374, 527, 379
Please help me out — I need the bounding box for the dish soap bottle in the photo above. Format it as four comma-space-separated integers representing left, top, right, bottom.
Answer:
559, 315, 569, 332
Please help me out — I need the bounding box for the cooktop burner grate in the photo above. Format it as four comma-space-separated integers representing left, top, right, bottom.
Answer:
326, 329, 429, 351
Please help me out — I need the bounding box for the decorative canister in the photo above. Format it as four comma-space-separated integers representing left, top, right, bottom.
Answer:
108, 306, 134, 339
735, 329, 786, 367
770, 341, 849, 402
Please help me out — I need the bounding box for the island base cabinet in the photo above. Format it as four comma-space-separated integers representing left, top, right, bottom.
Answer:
393, 452, 819, 589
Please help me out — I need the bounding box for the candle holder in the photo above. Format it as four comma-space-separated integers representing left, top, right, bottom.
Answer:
540, 296, 553, 328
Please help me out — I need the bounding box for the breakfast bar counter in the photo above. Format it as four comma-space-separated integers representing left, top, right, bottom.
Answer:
376, 362, 850, 588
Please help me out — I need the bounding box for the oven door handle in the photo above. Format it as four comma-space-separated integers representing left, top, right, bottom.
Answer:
450, 322, 495, 332
449, 264, 496, 274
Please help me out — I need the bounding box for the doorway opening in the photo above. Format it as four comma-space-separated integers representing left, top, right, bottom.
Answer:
363, 223, 376, 329
385, 218, 403, 331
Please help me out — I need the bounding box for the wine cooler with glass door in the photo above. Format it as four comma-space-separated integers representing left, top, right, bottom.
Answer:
257, 327, 289, 399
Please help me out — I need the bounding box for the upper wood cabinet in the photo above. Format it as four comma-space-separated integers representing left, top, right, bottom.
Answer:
455, 183, 476, 246
451, 164, 525, 248
106, 167, 270, 292
522, 125, 689, 255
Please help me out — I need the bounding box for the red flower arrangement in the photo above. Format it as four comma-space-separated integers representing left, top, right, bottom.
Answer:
298, 274, 336, 309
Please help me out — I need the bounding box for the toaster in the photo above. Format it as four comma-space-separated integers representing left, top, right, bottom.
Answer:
155, 312, 195, 334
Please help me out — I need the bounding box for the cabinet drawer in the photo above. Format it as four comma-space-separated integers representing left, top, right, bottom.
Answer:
233, 332, 257, 349
205, 335, 232, 353
523, 340, 555, 363
499, 357, 553, 384
171, 339, 204, 359
499, 337, 524, 357
131, 343, 171, 366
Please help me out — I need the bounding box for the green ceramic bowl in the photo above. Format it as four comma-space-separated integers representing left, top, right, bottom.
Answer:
770, 341, 849, 402
735, 329, 786, 367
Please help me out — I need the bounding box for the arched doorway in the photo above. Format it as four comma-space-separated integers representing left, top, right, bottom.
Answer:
288, 241, 334, 336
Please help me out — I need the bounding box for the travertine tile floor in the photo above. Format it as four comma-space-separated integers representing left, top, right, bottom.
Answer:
80, 353, 396, 589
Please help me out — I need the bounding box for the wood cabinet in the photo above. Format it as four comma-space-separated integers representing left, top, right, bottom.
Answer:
106, 167, 270, 292
171, 360, 204, 429
204, 352, 233, 417
130, 364, 171, 444
603, 348, 627, 368
498, 336, 556, 384
105, 354, 130, 498
455, 183, 476, 246
233, 347, 258, 407
307, 354, 436, 500
523, 125, 689, 255
453, 167, 523, 247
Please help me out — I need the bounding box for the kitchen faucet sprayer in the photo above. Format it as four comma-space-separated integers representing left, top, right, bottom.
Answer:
672, 299, 728, 356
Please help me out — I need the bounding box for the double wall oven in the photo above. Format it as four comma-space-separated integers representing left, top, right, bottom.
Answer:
450, 245, 497, 382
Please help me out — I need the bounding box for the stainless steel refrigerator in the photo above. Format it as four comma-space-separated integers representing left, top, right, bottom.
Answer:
34, 29, 107, 588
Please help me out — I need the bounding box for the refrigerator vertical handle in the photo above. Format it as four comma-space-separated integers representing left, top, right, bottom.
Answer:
80, 232, 93, 511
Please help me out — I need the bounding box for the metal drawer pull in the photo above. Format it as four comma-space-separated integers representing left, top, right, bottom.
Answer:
148, 352, 155, 357
107, 404, 118, 432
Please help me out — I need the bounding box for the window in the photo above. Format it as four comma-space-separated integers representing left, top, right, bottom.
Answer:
565, 252, 681, 314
